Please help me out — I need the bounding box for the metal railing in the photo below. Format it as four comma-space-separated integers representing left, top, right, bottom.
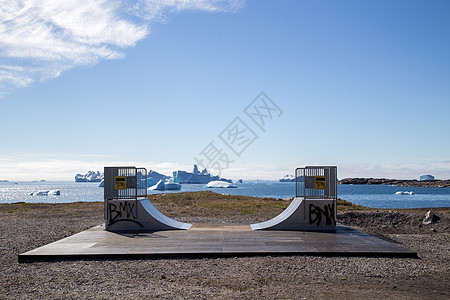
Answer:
295, 166, 338, 224
104, 167, 147, 200
295, 166, 337, 199
104, 166, 147, 223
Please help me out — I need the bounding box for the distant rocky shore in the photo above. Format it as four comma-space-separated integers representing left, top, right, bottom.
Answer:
338, 178, 450, 188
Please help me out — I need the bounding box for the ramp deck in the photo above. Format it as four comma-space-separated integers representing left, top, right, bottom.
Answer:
19, 224, 417, 261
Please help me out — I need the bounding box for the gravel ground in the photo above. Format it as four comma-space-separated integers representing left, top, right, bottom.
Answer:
0, 202, 449, 299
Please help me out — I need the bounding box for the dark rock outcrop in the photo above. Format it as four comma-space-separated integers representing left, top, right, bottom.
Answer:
338, 178, 450, 188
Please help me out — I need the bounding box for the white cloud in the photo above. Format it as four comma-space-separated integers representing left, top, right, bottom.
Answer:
0, 0, 244, 95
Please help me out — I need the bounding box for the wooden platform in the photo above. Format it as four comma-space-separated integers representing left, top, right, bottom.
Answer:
18, 224, 417, 262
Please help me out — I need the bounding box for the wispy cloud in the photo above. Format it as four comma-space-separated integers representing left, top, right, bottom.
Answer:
129, 0, 243, 23
0, 0, 243, 95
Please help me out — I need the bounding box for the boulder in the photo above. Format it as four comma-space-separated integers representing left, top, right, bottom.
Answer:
423, 211, 440, 225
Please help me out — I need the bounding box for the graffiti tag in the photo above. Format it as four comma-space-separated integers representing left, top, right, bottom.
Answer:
309, 203, 336, 226
108, 201, 142, 227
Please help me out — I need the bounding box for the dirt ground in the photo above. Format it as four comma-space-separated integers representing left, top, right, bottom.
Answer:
0, 199, 449, 299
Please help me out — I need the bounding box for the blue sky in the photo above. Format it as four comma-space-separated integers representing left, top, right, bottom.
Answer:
1, 0, 449, 181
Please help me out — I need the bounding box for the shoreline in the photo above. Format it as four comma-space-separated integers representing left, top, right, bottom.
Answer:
339, 177, 450, 188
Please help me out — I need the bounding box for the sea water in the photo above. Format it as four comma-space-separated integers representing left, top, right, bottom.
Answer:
1, 181, 450, 209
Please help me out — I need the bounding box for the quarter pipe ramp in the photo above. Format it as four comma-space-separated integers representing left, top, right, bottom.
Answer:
250, 198, 336, 231
105, 198, 192, 232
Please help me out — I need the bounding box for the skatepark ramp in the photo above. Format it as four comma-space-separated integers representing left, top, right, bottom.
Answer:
104, 167, 192, 232
251, 166, 337, 231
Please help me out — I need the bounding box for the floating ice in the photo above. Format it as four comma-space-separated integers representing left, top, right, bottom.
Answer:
148, 179, 165, 191
147, 179, 181, 191
395, 191, 414, 195
34, 191, 48, 196
164, 181, 181, 190
204, 181, 238, 188
75, 171, 103, 182
30, 190, 60, 196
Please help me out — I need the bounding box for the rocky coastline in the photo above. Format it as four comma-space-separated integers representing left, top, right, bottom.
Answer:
338, 178, 450, 188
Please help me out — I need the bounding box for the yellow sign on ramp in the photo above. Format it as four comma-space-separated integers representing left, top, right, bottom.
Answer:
114, 176, 127, 190
315, 176, 327, 190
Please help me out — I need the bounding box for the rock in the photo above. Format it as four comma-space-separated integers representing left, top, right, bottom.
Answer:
338, 177, 450, 188
423, 211, 440, 225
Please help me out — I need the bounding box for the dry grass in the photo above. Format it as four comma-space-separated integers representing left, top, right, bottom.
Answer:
149, 191, 290, 218
0, 193, 370, 218
2, 192, 447, 220
337, 198, 374, 211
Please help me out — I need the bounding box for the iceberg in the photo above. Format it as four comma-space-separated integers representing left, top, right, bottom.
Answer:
147, 170, 170, 182
164, 180, 181, 190
147, 177, 157, 187
148, 179, 166, 191
279, 174, 295, 182
147, 179, 181, 191
174, 165, 232, 184
204, 181, 238, 188
30, 190, 60, 196
34, 191, 48, 196
395, 191, 414, 195
279, 174, 304, 182
75, 171, 104, 182
419, 174, 435, 181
